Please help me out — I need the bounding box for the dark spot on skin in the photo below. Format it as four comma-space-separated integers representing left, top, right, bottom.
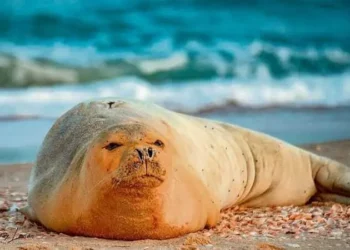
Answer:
225, 147, 227, 150
202, 169, 204, 172
255, 159, 258, 163
243, 180, 245, 184
212, 127, 214, 130
161, 120, 169, 127
152, 215, 159, 229
205, 125, 207, 128
210, 145, 214, 149
304, 190, 306, 193
232, 179, 235, 182
237, 194, 239, 197
107, 101, 115, 108
228, 190, 231, 192
241, 170, 244, 173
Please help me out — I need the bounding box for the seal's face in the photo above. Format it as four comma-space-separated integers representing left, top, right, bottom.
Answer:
85, 122, 171, 190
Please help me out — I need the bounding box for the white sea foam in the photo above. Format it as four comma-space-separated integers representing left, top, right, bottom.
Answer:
2, 39, 349, 74
1, 73, 349, 117
136, 52, 188, 74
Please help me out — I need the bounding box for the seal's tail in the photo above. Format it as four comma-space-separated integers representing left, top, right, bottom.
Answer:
311, 154, 350, 204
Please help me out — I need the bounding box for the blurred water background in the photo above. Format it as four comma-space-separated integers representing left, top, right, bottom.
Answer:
1, 0, 350, 163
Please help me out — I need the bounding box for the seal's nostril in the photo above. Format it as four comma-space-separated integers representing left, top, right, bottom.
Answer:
148, 147, 153, 158
136, 149, 143, 160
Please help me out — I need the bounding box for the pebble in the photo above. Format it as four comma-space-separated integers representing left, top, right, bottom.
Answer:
5, 225, 17, 231
285, 243, 300, 248
0, 200, 9, 212
330, 230, 343, 237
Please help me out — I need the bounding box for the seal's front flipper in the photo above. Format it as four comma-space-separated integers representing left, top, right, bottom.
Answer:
19, 205, 38, 222
312, 155, 350, 202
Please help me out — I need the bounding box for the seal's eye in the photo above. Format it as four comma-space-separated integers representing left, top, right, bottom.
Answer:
154, 140, 164, 148
104, 142, 122, 151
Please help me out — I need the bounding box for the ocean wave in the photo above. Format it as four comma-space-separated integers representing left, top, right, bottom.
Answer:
1, 0, 349, 89
1, 41, 350, 87
1, 74, 350, 117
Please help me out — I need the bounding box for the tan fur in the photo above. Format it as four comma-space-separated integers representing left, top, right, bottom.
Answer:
23, 99, 350, 240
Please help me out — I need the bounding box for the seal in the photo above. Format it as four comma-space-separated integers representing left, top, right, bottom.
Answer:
22, 99, 350, 240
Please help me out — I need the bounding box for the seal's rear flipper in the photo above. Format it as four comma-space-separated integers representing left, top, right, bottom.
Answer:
312, 155, 350, 203
19, 205, 38, 222
311, 193, 350, 205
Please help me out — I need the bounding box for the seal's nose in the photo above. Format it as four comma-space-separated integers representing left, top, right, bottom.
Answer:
135, 147, 155, 161
135, 148, 143, 161
147, 147, 154, 159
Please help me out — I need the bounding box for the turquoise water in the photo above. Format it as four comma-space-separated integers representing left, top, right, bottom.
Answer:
1, 0, 350, 112
0, 1, 350, 113
0, 0, 350, 163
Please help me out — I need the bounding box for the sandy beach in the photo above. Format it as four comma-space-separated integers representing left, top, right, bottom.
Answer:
0, 140, 349, 250
1, 0, 350, 248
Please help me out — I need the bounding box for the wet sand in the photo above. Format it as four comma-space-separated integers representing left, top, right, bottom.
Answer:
0, 140, 349, 249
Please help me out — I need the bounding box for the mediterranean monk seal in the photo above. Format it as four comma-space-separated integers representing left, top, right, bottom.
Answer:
21, 99, 350, 240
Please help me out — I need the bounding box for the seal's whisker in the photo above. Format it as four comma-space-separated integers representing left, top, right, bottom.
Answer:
85, 172, 115, 195
79, 171, 116, 220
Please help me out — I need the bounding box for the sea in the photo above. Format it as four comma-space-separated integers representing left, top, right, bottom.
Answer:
0, 0, 350, 163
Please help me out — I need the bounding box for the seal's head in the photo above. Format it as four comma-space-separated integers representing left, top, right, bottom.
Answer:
86, 123, 170, 190
28, 100, 220, 240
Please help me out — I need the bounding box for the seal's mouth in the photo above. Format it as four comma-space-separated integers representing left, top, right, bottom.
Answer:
112, 173, 164, 189
132, 173, 165, 183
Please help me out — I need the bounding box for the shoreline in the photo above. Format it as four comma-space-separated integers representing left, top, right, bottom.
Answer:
0, 140, 349, 249
1, 105, 350, 122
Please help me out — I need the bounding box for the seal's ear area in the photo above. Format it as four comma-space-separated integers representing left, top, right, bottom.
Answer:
82, 100, 126, 112
158, 120, 174, 138
103, 100, 126, 109
161, 120, 170, 129
19, 205, 38, 222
